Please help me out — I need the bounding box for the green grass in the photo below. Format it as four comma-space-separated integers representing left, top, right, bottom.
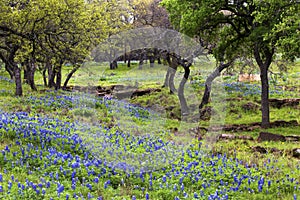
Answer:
0, 59, 299, 199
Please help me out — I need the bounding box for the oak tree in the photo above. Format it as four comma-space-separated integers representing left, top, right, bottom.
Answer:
162, 0, 300, 127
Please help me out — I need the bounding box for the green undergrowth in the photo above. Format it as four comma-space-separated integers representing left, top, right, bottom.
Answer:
0, 60, 299, 199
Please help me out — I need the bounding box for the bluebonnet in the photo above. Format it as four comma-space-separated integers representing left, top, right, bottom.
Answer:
57, 184, 64, 194
0, 92, 299, 199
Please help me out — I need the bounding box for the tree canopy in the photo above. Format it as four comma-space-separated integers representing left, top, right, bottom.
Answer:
0, 0, 111, 95
162, 0, 299, 61
162, 0, 300, 127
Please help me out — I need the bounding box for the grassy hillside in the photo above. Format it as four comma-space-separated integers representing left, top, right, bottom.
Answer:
0, 60, 299, 199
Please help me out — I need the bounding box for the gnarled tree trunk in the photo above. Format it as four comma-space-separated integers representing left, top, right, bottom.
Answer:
199, 61, 232, 111
168, 66, 177, 94
168, 55, 178, 94
163, 68, 170, 88
163, 53, 171, 88
178, 66, 190, 116
63, 64, 80, 89
162, 53, 177, 93
5, 63, 14, 80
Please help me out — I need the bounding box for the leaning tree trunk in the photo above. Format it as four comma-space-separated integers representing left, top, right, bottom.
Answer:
178, 66, 190, 116
5, 63, 14, 80
63, 65, 80, 89
168, 56, 178, 94
168, 67, 177, 94
199, 62, 232, 111
162, 53, 172, 88
163, 68, 170, 88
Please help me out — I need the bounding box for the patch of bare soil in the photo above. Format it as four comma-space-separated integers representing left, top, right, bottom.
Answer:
209, 120, 299, 132
266, 98, 299, 108
64, 85, 161, 99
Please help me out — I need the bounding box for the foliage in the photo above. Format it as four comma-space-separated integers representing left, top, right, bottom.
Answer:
0, 99, 299, 199
0, 0, 112, 94
0, 59, 300, 199
161, 0, 300, 127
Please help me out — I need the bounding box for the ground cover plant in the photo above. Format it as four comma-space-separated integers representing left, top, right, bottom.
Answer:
0, 58, 300, 200
0, 96, 299, 200
1, 0, 299, 199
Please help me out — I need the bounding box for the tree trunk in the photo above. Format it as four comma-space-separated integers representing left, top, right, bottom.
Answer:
55, 63, 62, 90
42, 68, 47, 87
260, 65, 270, 128
5, 63, 14, 80
127, 53, 131, 67
178, 66, 190, 116
155, 48, 161, 64
162, 53, 172, 88
139, 59, 143, 69
168, 67, 177, 93
13, 65, 22, 96
23, 61, 37, 91
127, 58, 131, 68
47, 61, 55, 88
163, 68, 170, 88
169, 56, 178, 94
109, 49, 118, 69
157, 58, 162, 64
199, 62, 232, 111
0, 46, 22, 95
254, 45, 273, 128
149, 56, 155, 68
23, 63, 29, 84
110, 60, 118, 69
63, 65, 80, 89
28, 62, 37, 91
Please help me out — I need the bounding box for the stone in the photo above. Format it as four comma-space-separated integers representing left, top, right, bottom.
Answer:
292, 148, 300, 158
252, 146, 267, 154
257, 132, 286, 142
